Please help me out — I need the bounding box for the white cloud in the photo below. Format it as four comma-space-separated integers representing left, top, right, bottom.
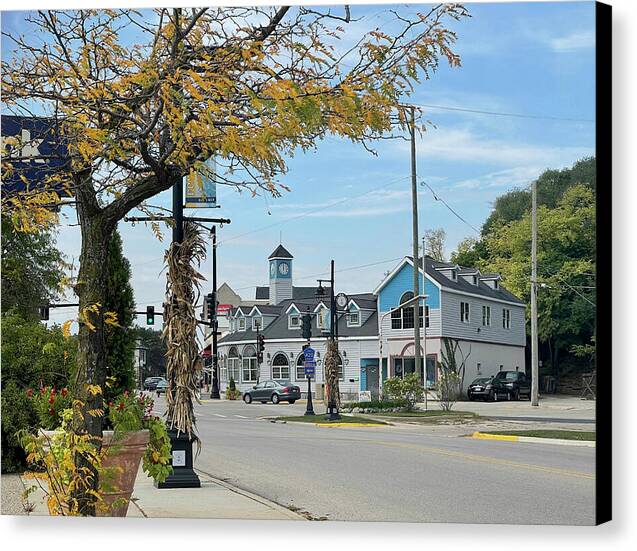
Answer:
394, 126, 594, 168
549, 31, 595, 52
453, 166, 547, 190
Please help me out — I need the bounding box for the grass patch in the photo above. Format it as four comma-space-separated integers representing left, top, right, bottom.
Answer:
483, 430, 595, 441
273, 415, 388, 425
374, 410, 478, 418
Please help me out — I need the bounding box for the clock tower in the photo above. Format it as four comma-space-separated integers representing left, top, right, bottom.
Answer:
268, 244, 293, 305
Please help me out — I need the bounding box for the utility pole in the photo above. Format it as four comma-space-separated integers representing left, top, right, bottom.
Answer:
410, 106, 422, 383
531, 179, 539, 406
422, 235, 428, 411
210, 226, 220, 399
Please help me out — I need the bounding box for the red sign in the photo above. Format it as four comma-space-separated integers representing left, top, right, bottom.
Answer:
217, 304, 232, 316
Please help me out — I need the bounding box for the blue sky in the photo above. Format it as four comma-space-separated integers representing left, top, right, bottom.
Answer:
1, 2, 596, 327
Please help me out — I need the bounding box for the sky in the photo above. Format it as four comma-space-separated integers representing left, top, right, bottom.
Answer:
1, 2, 597, 328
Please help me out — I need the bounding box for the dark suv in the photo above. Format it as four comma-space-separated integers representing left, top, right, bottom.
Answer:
493, 371, 531, 401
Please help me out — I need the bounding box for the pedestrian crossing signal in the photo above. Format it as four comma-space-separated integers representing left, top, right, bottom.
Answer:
146, 305, 155, 325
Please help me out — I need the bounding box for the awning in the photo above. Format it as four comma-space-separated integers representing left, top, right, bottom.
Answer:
201, 345, 212, 358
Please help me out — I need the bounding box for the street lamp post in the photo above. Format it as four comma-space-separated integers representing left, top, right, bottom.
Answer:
210, 225, 221, 399
318, 260, 341, 421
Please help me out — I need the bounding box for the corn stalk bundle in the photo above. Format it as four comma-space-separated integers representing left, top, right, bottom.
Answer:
323, 338, 341, 408
162, 222, 206, 441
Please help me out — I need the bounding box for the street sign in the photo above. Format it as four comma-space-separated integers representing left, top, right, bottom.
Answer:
304, 362, 316, 377
1, 115, 71, 197
185, 157, 216, 208
303, 347, 315, 362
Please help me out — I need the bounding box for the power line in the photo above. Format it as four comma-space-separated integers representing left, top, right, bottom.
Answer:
216, 175, 411, 247
419, 180, 481, 234
412, 103, 594, 124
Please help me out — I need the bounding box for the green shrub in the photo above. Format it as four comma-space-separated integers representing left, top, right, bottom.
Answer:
342, 399, 408, 410
382, 374, 424, 412
1, 314, 75, 472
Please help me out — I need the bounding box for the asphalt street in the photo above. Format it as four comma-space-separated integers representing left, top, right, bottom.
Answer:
153, 396, 595, 525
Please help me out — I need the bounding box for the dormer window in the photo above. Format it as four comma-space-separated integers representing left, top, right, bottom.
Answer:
289, 313, 300, 329
473, 275, 478, 285
252, 317, 262, 331
238, 317, 246, 331
494, 280, 499, 290
451, 270, 457, 281
348, 311, 360, 327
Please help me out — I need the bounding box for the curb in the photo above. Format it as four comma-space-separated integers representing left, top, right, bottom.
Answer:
471, 432, 596, 447
194, 468, 306, 521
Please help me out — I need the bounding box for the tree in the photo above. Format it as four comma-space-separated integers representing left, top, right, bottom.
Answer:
132, 327, 167, 378
1, 215, 66, 320
437, 337, 471, 410
481, 185, 596, 375
103, 230, 136, 403
424, 228, 446, 261
2, 5, 468, 513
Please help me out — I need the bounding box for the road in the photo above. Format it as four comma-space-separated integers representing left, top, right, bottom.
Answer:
154, 397, 595, 525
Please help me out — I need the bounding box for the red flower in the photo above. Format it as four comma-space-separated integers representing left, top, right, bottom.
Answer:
48, 408, 55, 415
61, 388, 68, 397
48, 395, 55, 405
40, 388, 46, 395
108, 401, 114, 408
51, 386, 57, 396
124, 390, 129, 397
26, 389, 34, 397
117, 402, 125, 411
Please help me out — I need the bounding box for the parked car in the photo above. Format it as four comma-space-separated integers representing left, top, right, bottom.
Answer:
143, 376, 165, 391
493, 370, 531, 400
155, 379, 168, 396
467, 376, 508, 401
242, 380, 301, 404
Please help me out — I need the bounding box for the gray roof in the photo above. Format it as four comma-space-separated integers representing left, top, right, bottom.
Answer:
219, 296, 378, 344
255, 286, 332, 301
268, 244, 293, 259
420, 256, 524, 305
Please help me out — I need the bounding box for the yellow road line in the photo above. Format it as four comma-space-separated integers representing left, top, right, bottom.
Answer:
365, 439, 595, 480
472, 431, 519, 441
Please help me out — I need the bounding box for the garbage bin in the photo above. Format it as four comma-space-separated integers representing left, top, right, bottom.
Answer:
315, 383, 325, 401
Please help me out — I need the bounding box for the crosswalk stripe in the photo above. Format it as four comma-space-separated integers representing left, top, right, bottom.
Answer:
234, 415, 248, 419
213, 413, 227, 418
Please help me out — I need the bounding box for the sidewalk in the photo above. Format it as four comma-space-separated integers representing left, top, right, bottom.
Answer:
128, 467, 303, 520
11, 467, 303, 520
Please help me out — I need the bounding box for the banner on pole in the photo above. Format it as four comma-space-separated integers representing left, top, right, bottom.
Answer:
185, 157, 216, 208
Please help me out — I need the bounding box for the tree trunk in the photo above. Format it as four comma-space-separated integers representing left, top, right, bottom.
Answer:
72, 213, 113, 515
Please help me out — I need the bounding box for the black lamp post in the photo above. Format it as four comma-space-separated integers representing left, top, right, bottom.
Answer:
317, 260, 341, 421
303, 307, 315, 416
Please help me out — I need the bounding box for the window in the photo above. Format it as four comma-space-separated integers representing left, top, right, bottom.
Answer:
392, 292, 420, 329
494, 280, 499, 290
242, 345, 258, 382
451, 270, 457, 281
296, 354, 315, 381
238, 317, 246, 331
422, 305, 429, 328
482, 305, 491, 326
271, 353, 290, 380
460, 301, 470, 323
391, 308, 402, 329
289, 313, 300, 329
502, 308, 511, 329
252, 317, 262, 331
348, 311, 360, 326
472, 275, 478, 285
227, 347, 240, 383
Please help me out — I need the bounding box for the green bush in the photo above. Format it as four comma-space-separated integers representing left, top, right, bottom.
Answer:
1, 313, 75, 472
382, 374, 424, 412
342, 399, 408, 410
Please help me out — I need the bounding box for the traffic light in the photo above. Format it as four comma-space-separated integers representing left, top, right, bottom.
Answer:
257, 352, 264, 364
258, 334, 266, 353
39, 305, 50, 321
301, 314, 312, 340
205, 293, 215, 324
146, 305, 155, 325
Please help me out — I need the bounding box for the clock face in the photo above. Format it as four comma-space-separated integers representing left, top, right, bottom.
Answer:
278, 262, 289, 276
336, 293, 348, 308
